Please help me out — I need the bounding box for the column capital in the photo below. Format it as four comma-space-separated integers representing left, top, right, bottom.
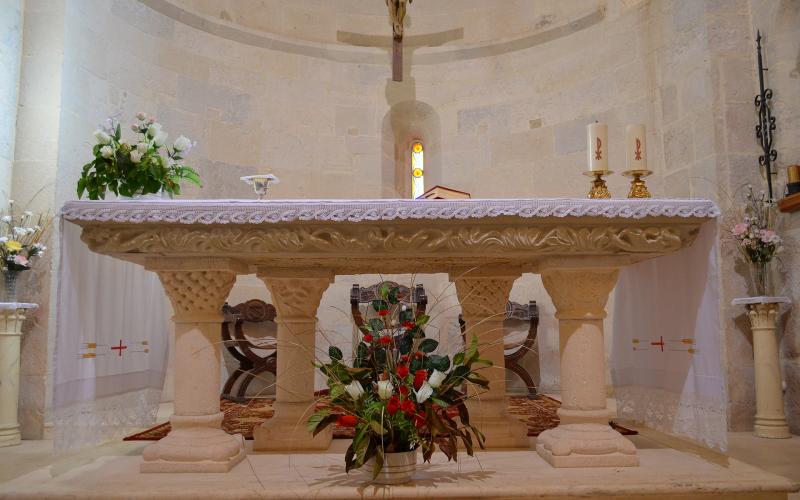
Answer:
257, 271, 332, 322
451, 273, 517, 318
746, 302, 780, 330
153, 268, 239, 323
541, 268, 618, 320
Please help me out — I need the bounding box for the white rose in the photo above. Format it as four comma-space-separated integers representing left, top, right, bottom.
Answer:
100, 145, 114, 158
377, 380, 394, 400
146, 123, 162, 137
0, 237, 7, 243
130, 150, 143, 163
415, 381, 433, 403
1, 216, 11, 223
137, 142, 149, 151
345, 380, 365, 400
93, 129, 111, 144
154, 131, 168, 147
173, 135, 191, 152
428, 369, 446, 389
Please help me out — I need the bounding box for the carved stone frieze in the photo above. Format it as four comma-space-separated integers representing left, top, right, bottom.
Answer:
80, 223, 698, 260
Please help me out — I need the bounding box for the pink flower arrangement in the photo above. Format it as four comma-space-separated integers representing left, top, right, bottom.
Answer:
729, 186, 782, 265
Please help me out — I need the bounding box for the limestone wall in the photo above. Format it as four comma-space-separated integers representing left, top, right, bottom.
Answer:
0, 0, 23, 206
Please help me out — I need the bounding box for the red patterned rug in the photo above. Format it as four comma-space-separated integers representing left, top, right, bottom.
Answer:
123, 396, 635, 441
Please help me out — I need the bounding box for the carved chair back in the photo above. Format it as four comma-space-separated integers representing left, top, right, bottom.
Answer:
220, 299, 278, 402
458, 300, 539, 398
350, 281, 429, 334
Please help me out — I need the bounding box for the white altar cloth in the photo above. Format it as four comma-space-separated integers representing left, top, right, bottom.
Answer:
55, 198, 722, 453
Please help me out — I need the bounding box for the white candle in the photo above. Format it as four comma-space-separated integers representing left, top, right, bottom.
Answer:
587, 123, 608, 171
625, 124, 647, 170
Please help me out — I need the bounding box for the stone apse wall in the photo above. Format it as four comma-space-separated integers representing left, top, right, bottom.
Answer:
6, 0, 798, 437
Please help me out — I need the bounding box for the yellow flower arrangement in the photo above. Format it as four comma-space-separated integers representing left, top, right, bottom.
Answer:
5, 240, 21, 252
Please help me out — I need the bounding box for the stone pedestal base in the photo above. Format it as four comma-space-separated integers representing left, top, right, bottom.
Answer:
536, 423, 638, 468
0, 423, 21, 447
253, 401, 332, 451
141, 413, 245, 473
468, 399, 529, 448
754, 416, 791, 439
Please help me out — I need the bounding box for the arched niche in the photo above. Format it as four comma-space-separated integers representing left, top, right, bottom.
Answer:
380, 101, 441, 198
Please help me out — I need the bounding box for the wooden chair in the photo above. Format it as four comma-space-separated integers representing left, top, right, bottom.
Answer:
459, 301, 539, 399
220, 299, 277, 402
350, 281, 428, 334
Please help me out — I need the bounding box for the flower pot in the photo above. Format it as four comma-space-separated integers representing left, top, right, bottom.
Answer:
364, 450, 417, 485
3, 270, 21, 303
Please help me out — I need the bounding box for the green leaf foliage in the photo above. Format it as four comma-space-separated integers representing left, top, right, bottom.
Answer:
418, 338, 439, 353
329, 346, 343, 361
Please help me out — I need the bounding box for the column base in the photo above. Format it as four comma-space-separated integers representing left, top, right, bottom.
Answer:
536, 423, 638, 468
0, 423, 21, 447
754, 417, 791, 439
468, 399, 529, 449
253, 401, 333, 451
141, 413, 245, 473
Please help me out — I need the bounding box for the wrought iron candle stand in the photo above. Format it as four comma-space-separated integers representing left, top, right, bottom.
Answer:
755, 30, 778, 200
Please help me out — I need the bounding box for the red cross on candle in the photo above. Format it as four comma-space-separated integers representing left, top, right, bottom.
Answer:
111, 339, 128, 357
650, 336, 665, 352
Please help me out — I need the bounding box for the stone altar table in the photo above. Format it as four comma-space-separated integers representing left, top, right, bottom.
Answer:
60, 198, 718, 472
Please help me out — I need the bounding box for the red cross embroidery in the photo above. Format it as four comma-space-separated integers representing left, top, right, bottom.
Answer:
111, 339, 128, 357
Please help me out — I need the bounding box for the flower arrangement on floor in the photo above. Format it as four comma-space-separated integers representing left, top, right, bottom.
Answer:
77, 112, 201, 199
729, 185, 783, 296
307, 282, 491, 482
0, 201, 51, 302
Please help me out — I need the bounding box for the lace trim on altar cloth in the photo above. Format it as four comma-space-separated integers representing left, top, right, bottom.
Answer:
615, 385, 728, 452
52, 388, 161, 454
60, 198, 720, 225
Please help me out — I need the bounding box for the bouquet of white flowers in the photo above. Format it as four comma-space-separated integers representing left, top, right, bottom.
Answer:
0, 201, 51, 301
77, 112, 201, 199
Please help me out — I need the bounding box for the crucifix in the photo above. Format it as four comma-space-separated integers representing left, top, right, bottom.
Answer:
386, 0, 412, 82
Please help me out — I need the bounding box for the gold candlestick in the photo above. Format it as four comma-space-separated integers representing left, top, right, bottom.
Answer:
583, 170, 613, 199
622, 169, 653, 198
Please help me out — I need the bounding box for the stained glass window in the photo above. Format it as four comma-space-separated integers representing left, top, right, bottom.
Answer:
411, 141, 424, 199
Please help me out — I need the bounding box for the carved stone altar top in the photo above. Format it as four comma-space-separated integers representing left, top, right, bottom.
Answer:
61, 198, 718, 274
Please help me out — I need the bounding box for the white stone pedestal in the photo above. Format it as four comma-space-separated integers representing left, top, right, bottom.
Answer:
537, 267, 638, 467
253, 270, 333, 451
0, 303, 37, 447
732, 296, 791, 439
141, 259, 246, 472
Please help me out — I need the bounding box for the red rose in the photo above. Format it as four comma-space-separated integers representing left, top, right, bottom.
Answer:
379, 336, 392, 346
363, 334, 374, 343
398, 385, 409, 396
400, 354, 409, 363
414, 352, 424, 359
413, 369, 428, 390
337, 415, 358, 427
413, 412, 426, 429
378, 309, 390, 317
396, 364, 409, 378
401, 399, 416, 416
387, 396, 400, 415
402, 321, 415, 330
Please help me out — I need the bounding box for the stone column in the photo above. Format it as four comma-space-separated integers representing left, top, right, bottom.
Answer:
254, 269, 333, 451
746, 302, 790, 439
141, 258, 246, 473
0, 306, 32, 447
451, 271, 529, 448
537, 267, 638, 467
